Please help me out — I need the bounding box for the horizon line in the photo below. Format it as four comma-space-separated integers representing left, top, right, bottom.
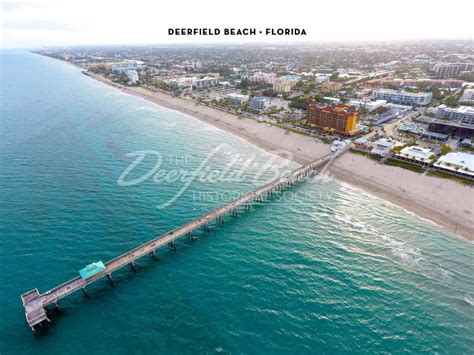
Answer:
2, 37, 473, 50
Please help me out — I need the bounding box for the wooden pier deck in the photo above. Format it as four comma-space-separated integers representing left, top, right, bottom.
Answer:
21, 149, 348, 331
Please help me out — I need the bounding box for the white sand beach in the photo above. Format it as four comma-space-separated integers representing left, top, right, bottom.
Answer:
86, 72, 474, 241
330, 154, 473, 241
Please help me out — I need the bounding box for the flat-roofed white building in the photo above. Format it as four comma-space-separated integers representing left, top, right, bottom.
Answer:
396, 146, 435, 166
371, 139, 393, 157
195, 77, 219, 88
373, 89, 432, 106
169, 77, 194, 90
436, 105, 474, 124
169, 76, 218, 90
226, 93, 249, 107
434, 152, 474, 178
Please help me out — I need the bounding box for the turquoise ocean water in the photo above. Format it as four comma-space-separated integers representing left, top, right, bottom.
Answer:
0, 51, 473, 354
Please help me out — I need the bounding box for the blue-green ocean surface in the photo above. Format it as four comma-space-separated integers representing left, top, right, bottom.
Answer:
0, 51, 473, 354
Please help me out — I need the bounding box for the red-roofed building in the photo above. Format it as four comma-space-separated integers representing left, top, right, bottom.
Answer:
306, 103, 358, 135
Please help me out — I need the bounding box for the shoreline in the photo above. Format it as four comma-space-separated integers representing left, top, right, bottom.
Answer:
84, 71, 331, 165
329, 154, 473, 241
63, 61, 473, 241
330, 164, 473, 241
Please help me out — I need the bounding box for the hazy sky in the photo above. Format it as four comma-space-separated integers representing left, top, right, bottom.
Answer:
1, 0, 473, 48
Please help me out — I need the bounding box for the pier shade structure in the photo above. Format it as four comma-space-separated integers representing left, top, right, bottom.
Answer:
20, 148, 348, 332
79, 262, 107, 280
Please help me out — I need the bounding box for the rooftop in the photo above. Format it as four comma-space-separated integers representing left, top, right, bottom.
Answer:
423, 131, 449, 140
279, 75, 301, 82
397, 146, 435, 162
226, 93, 249, 99
354, 137, 368, 144
308, 103, 356, 116
437, 105, 474, 114
429, 118, 474, 129
251, 96, 267, 101
375, 139, 393, 148
374, 88, 432, 97
79, 261, 106, 280
434, 152, 474, 176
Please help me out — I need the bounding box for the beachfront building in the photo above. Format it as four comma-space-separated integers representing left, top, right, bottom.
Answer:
278, 109, 304, 121
372, 89, 432, 106
194, 77, 219, 89
249, 96, 267, 111
436, 105, 474, 124
434, 152, 474, 179
460, 89, 474, 104
225, 93, 249, 107
354, 137, 368, 145
125, 70, 139, 84
371, 139, 393, 157
88, 62, 127, 71
306, 103, 358, 136
150, 77, 166, 86
395, 146, 435, 166
321, 81, 342, 94
169, 77, 194, 90
168, 76, 218, 90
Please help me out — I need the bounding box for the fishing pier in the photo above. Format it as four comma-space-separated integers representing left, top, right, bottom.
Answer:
21, 149, 348, 332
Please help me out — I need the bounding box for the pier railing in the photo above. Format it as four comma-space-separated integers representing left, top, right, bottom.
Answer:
21, 147, 349, 331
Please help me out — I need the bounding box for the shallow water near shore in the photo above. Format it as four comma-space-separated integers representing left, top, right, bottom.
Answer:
0, 51, 473, 353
